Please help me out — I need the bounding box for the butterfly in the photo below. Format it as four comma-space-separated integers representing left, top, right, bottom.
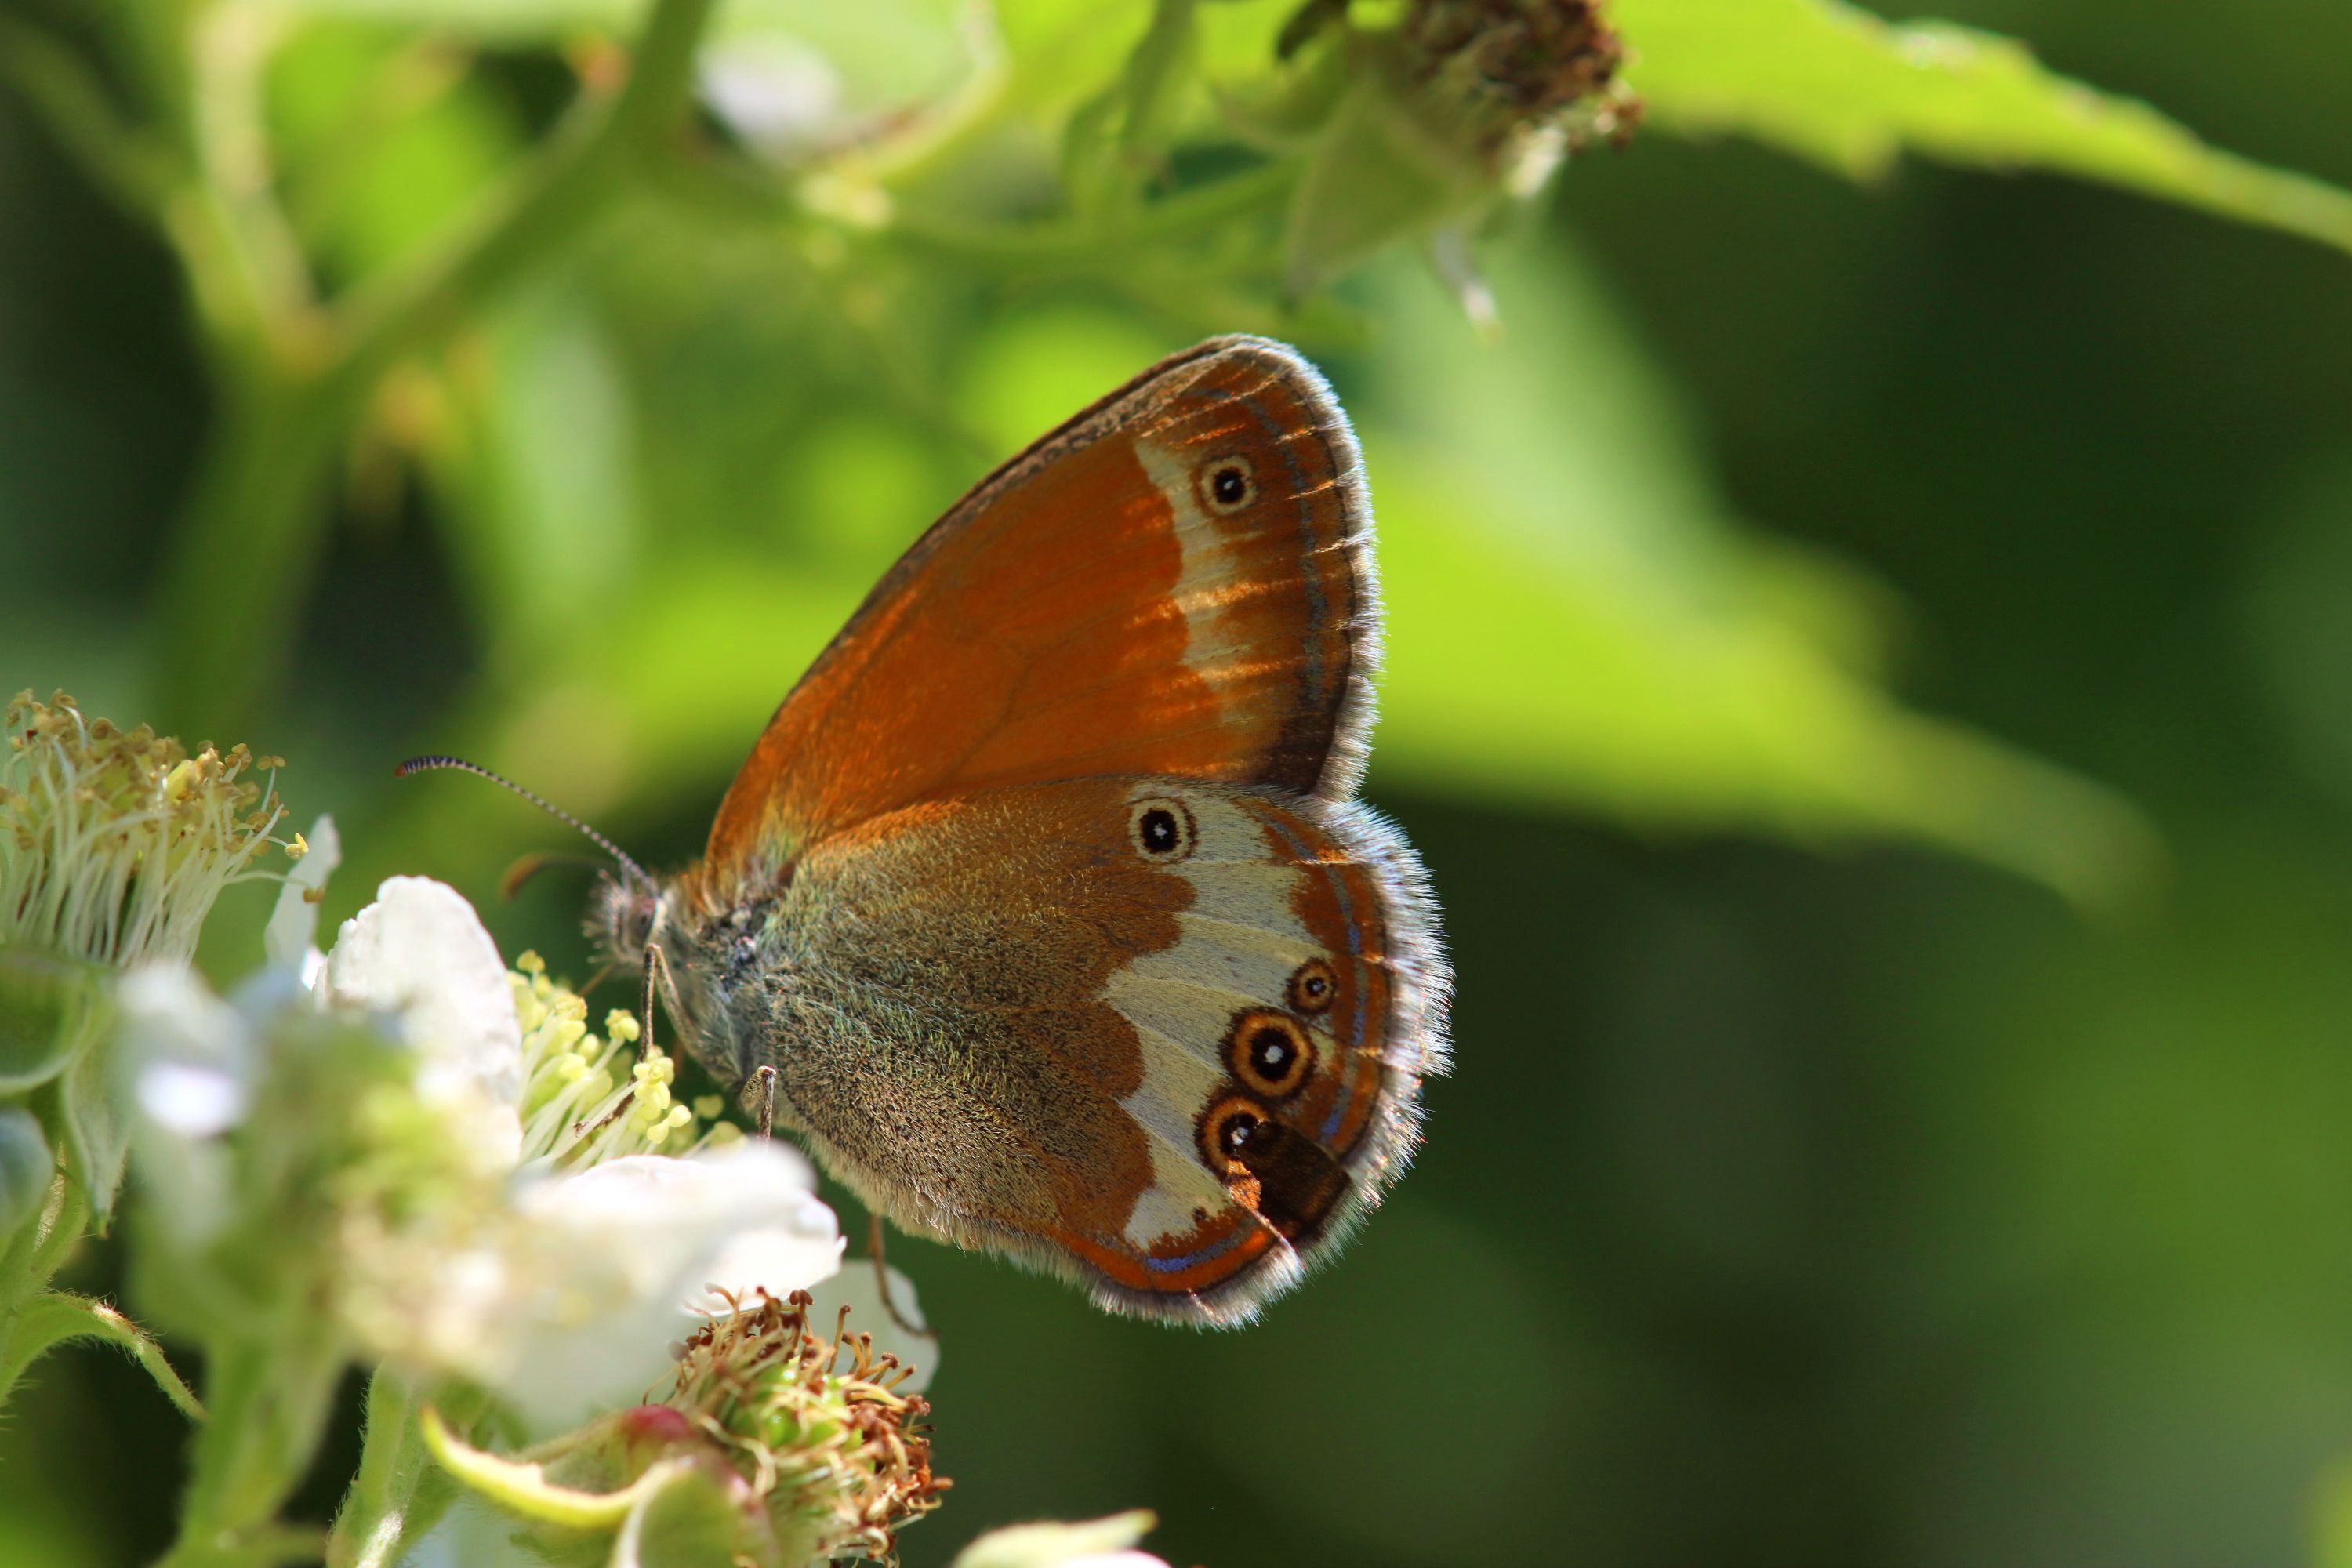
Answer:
422, 337, 1448, 1324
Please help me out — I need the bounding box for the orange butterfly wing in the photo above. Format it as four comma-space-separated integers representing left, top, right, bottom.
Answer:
699, 336, 1377, 898
662, 336, 1446, 1322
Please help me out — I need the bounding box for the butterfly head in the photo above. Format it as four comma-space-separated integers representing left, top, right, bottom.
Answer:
587, 868, 664, 976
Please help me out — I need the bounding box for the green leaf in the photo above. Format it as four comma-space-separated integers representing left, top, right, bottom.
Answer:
1616, 0, 2352, 259
2320, 1457, 2352, 1568
58, 1006, 129, 1221
419, 285, 643, 650
1362, 236, 2160, 910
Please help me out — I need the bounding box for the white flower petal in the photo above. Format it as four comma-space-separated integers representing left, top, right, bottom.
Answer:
116, 964, 255, 1244
264, 812, 340, 982
950, 1514, 1167, 1568
806, 1259, 938, 1394
119, 965, 255, 1135
136, 1061, 245, 1138
323, 877, 522, 1167
450, 1141, 843, 1430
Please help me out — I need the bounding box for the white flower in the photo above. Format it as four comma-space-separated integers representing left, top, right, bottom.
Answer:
699, 36, 844, 161
313, 880, 853, 1423
119, 856, 859, 1429
116, 814, 340, 1242
321, 875, 523, 1171
367, 1139, 844, 1430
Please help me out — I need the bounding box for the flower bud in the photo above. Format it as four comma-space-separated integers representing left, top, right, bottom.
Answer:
1282, 0, 1639, 294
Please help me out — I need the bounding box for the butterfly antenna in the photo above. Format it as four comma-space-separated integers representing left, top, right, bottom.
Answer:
394, 754, 655, 891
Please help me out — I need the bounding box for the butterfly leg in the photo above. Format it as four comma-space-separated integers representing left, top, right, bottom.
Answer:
639, 939, 672, 1056
865, 1212, 937, 1343
750, 1065, 779, 1138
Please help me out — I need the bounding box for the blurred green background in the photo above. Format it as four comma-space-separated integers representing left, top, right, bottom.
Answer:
5, 0, 2352, 1563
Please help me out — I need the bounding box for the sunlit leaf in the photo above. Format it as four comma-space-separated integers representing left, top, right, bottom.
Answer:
1363, 238, 2159, 909
1617, 0, 2352, 259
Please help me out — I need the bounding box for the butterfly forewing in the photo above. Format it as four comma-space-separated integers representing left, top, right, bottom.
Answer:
697, 338, 1378, 901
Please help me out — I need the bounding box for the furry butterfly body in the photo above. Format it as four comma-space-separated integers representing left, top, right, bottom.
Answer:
602, 337, 1448, 1323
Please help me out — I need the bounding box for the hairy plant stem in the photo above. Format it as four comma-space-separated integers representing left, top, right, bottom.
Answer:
158, 1332, 347, 1568
325, 1374, 491, 1568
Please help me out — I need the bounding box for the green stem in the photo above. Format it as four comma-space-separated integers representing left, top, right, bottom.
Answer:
325, 1375, 490, 1568
887, 154, 1298, 264
148, 0, 719, 736
663, 150, 1301, 270
159, 1330, 348, 1568
0, 20, 178, 221
0, 1290, 202, 1421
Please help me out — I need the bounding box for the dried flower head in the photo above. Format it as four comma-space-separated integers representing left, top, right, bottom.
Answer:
669, 1287, 946, 1564
1405, 0, 1635, 147
0, 691, 292, 968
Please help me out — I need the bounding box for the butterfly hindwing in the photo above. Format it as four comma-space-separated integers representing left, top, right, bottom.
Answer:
736, 776, 1444, 1323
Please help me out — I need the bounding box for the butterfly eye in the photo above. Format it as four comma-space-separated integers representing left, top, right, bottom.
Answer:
1199, 456, 1256, 514
1198, 1094, 1272, 1178
1127, 797, 1198, 861
1226, 1007, 1315, 1099
1287, 958, 1338, 1015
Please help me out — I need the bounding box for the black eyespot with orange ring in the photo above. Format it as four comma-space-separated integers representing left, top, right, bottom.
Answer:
1198, 455, 1257, 514
1287, 957, 1338, 1015
1225, 1007, 1314, 1100
1197, 1093, 1272, 1178
1127, 796, 1198, 862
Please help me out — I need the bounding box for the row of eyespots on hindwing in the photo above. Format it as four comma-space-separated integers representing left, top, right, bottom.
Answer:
1118, 789, 1364, 1241
1191, 957, 1352, 1241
